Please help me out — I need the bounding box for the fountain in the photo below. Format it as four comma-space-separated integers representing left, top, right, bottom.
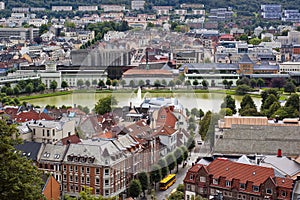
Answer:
137, 86, 142, 103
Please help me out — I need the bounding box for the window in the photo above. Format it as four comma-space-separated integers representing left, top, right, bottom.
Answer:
33, 129, 35, 135
213, 178, 218, 185
190, 174, 194, 180
226, 180, 231, 187
47, 130, 50, 137
96, 178, 100, 185
81, 176, 85, 183
63, 165, 66, 171
186, 184, 191, 190
105, 189, 109, 196
86, 167, 90, 174
74, 166, 78, 172
200, 176, 206, 182
253, 186, 259, 192
86, 176, 90, 184
75, 186, 78, 192
104, 169, 109, 176
75, 175, 78, 183
63, 174, 66, 181
81, 166, 84, 173
52, 129, 55, 136
266, 188, 272, 194
281, 190, 286, 197
42, 129, 45, 136
95, 168, 100, 175
240, 183, 246, 189
70, 175, 73, 182
105, 179, 109, 186
96, 188, 100, 195
70, 166, 73, 172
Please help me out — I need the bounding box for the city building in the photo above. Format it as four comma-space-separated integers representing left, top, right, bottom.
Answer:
0, 1, 5, 10
42, 175, 61, 200
100, 5, 125, 12
78, 6, 98, 11
52, 6, 72, 11
184, 158, 293, 200
0, 27, 39, 40
131, 0, 145, 10
261, 4, 282, 19
282, 10, 300, 22
279, 62, 300, 73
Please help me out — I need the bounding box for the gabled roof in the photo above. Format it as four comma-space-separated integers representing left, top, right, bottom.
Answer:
15, 141, 43, 161
154, 125, 177, 136
273, 177, 293, 188
207, 158, 274, 185
239, 54, 253, 64
61, 135, 81, 145
14, 110, 54, 122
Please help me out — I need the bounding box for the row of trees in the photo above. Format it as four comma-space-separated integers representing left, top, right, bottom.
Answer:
127, 145, 191, 198
220, 89, 300, 119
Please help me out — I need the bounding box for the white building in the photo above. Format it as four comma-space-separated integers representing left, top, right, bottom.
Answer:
0, 2, 5, 10
131, 0, 145, 10
101, 5, 125, 12
78, 6, 98, 11
52, 6, 72, 11
279, 62, 300, 73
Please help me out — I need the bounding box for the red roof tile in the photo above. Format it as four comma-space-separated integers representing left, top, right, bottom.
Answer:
61, 135, 81, 145
207, 158, 274, 185
273, 177, 293, 189
14, 110, 54, 122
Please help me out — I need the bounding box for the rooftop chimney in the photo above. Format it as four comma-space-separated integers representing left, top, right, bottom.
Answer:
277, 149, 282, 157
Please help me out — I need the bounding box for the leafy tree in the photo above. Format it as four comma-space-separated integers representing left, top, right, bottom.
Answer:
77, 79, 84, 88
177, 184, 185, 193
220, 95, 237, 114
250, 78, 257, 88
174, 148, 183, 172
128, 179, 142, 198
5, 87, 13, 95
94, 95, 118, 115
25, 83, 34, 94
199, 111, 212, 141
262, 94, 278, 110
222, 79, 228, 88
168, 191, 184, 200
129, 80, 136, 88
191, 108, 199, 118
192, 80, 199, 87
271, 77, 286, 89
98, 80, 105, 88
175, 79, 182, 87
37, 83, 46, 93
187, 137, 195, 152
82, 106, 90, 114
162, 79, 167, 86
236, 84, 252, 95
178, 74, 185, 82
219, 108, 233, 116
180, 145, 189, 165
85, 80, 91, 88
166, 153, 176, 174
150, 164, 161, 189
106, 79, 112, 89
248, 37, 261, 45
92, 80, 98, 86
185, 80, 191, 87
239, 94, 258, 116
261, 89, 279, 105
39, 24, 49, 35
61, 80, 68, 89
267, 101, 281, 118
138, 80, 145, 87
168, 80, 175, 88
239, 34, 248, 41
112, 80, 119, 89
1, 86, 7, 93
0, 120, 44, 200
154, 80, 161, 88
185, 108, 190, 117
202, 80, 209, 89
284, 81, 296, 94
137, 172, 149, 197
157, 159, 168, 178
257, 78, 265, 88
50, 80, 57, 92
236, 77, 250, 86
13, 86, 20, 96
120, 79, 126, 88
285, 93, 299, 111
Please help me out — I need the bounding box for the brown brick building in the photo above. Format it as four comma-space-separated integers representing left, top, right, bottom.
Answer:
184, 158, 293, 200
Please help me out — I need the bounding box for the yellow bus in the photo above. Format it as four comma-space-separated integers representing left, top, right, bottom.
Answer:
159, 174, 176, 190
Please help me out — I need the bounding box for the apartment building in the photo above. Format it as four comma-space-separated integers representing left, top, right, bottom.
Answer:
261, 4, 282, 19
184, 158, 293, 200
131, 0, 145, 10
78, 6, 98, 11
0, 2, 5, 10
52, 6, 72, 11
0, 27, 39, 40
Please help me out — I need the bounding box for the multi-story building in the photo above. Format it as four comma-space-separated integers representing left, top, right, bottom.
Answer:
279, 62, 300, 73
131, 0, 145, 10
261, 4, 282, 19
184, 158, 293, 200
12, 7, 30, 12
282, 10, 300, 22
174, 9, 187, 16
0, 27, 39, 40
52, 6, 72, 11
100, 5, 125, 12
30, 7, 46, 12
0, 1, 5, 10
78, 6, 98, 11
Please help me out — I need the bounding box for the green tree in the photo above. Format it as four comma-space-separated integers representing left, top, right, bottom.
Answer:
262, 94, 278, 110
257, 78, 265, 88
5, 87, 13, 96
236, 77, 250, 86
236, 84, 252, 95
168, 191, 184, 200
175, 79, 182, 87
120, 79, 126, 88
199, 111, 212, 141
185, 80, 191, 87
284, 81, 296, 94
82, 106, 90, 114
138, 80, 145, 87
192, 80, 199, 88
25, 83, 34, 94
154, 80, 161, 88
106, 79, 112, 89
166, 153, 176, 174
13, 86, 20, 96
202, 80, 209, 89
187, 137, 195, 152
94, 95, 118, 115
180, 145, 189, 165
112, 80, 119, 89
271, 77, 286, 89
1, 86, 7, 94
248, 37, 261, 45
37, 83, 46, 93
50, 80, 57, 92
0, 120, 44, 200
61, 80, 68, 89
85, 80, 91, 88
39, 24, 49, 35
239, 94, 258, 116
137, 172, 149, 197
128, 179, 142, 198
157, 158, 168, 178
174, 148, 183, 172
162, 79, 167, 86
250, 78, 257, 88
219, 108, 233, 116
129, 80, 136, 88
285, 93, 299, 111
77, 79, 84, 88
220, 95, 237, 114
92, 79, 98, 86
98, 80, 105, 88
150, 164, 162, 189
168, 80, 175, 88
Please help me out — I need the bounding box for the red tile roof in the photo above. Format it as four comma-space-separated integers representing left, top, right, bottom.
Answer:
273, 177, 293, 189
155, 125, 177, 136
61, 135, 81, 145
207, 158, 274, 185
14, 110, 54, 122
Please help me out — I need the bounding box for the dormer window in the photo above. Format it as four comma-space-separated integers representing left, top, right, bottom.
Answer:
240, 183, 246, 189
266, 188, 272, 195
226, 180, 231, 187
213, 178, 218, 185
253, 185, 259, 192
190, 174, 194, 180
